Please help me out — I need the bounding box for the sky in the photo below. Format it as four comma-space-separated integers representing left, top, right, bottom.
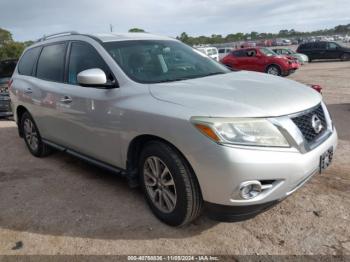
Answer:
1, 0, 350, 42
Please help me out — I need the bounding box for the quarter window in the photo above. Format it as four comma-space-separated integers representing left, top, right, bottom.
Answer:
18, 47, 41, 76
36, 43, 66, 82
68, 42, 111, 85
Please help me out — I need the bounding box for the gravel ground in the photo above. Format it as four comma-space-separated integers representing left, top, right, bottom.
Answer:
0, 61, 349, 256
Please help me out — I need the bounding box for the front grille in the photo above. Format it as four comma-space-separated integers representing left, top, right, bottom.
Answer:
291, 104, 327, 143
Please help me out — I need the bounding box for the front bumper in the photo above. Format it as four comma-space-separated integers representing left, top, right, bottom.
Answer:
190, 128, 338, 207
205, 200, 280, 222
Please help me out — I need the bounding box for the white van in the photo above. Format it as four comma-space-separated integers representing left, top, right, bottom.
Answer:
218, 47, 233, 60
197, 47, 219, 61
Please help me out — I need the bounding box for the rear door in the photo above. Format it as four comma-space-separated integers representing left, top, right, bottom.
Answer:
224, 50, 246, 70
313, 42, 327, 60
30, 42, 69, 142
241, 49, 261, 71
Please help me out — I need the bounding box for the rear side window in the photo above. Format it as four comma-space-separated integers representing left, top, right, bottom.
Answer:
18, 47, 41, 76
68, 42, 111, 85
299, 43, 312, 50
315, 42, 326, 49
232, 50, 246, 57
37, 43, 66, 82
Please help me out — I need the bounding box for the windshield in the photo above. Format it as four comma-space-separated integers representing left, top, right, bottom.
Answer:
260, 48, 277, 57
103, 40, 230, 84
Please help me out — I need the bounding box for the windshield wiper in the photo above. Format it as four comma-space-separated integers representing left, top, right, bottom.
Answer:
154, 78, 189, 83
201, 72, 226, 77
154, 72, 226, 83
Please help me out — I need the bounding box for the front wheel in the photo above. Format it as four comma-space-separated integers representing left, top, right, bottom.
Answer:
266, 65, 281, 76
340, 53, 350, 61
139, 141, 202, 226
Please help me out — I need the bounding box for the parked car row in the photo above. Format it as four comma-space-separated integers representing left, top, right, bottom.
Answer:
195, 39, 349, 78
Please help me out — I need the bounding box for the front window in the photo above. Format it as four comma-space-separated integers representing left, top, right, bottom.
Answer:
103, 40, 229, 84
259, 48, 277, 57
327, 42, 339, 49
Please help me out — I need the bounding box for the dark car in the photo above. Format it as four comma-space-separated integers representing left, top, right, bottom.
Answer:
0, 59, 17, 118
296, 41, 350, 62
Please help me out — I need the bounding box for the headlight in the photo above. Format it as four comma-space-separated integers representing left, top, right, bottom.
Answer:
191, 117, 289, 147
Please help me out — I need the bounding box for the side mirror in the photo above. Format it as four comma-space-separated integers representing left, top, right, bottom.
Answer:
77, 68, 116, 88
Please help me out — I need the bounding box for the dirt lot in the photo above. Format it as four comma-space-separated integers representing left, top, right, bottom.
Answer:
0, 61, 349, 256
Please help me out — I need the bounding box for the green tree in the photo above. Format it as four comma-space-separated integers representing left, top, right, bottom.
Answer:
128, 28, 146, 33
0, 41, 26, 60
178, 32, 189, 43
0, 28, 13, 45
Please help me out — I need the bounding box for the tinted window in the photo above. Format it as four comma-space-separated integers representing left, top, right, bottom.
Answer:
315, 42, 326, 49
68, 42, 111, 85
219, 49, 225, 54
18, 47, 41, 76
37, 43, 66, 82
327, 42, 338, 49
299, 43, 313, 50
232, 50, 246, 57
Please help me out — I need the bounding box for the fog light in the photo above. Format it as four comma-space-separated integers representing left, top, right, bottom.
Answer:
239, 181, 262, 200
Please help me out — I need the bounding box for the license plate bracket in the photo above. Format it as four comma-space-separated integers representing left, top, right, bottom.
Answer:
319, 147, 333, 173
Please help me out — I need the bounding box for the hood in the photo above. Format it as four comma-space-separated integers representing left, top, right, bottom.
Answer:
149, 71, 322, 118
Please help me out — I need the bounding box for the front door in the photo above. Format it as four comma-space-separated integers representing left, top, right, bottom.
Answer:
325, 42, 342, 59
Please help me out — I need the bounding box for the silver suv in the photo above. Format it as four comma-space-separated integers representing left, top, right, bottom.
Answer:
10, 32, 337, 226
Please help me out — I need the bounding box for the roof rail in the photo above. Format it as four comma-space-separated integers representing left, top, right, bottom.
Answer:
36, 31, 79, 42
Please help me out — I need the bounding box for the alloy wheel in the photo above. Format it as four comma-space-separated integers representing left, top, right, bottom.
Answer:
23, 118, 39, 152
267, 66, 280, 75
143, 156, 177, 213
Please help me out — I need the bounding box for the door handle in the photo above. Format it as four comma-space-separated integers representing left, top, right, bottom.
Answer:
60, 96, 73, 103
24, 88, 32, 94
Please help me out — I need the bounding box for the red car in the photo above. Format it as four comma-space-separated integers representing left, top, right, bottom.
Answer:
221, 47, 299, 76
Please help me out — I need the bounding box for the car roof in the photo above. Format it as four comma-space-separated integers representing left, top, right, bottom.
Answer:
91, 33, 175, 42
29, 32, 177, 49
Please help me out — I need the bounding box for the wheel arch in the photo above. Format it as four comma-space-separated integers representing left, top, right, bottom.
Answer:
265, 63, 282, 74
126, 134, 202, 193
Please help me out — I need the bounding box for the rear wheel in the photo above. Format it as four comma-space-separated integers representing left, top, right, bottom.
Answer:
266, 65, 281, 76
20, 112, 52, 157
340, 53, 350, 61
139, 141, 202, 226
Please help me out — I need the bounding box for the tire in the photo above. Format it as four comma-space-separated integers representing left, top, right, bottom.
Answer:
20, 111, 52, 157
340, 53, 350, 61
266, 65, 281, 76
139, 141, 202, 226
